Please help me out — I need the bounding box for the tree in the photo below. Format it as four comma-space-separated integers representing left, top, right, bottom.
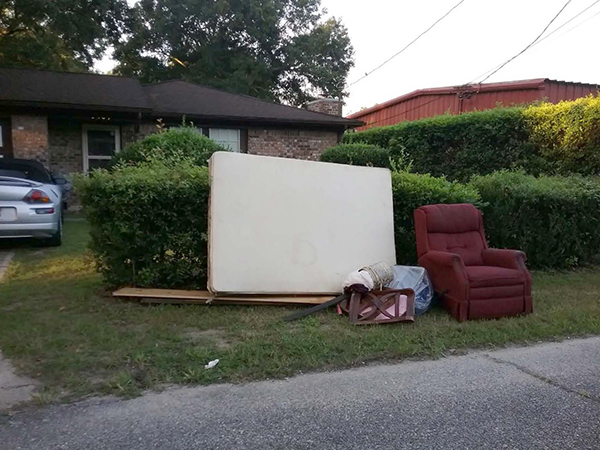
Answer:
114, 0, 354, 105
0, 0, 128, 71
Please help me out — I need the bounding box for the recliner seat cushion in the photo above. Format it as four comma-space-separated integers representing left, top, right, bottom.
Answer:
466, 266, 525, 288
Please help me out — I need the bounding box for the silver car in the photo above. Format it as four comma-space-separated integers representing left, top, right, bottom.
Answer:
0, 159, 68, 246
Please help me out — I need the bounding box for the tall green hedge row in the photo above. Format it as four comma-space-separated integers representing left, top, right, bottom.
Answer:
320, 143, 391, 168
523, 95, 600, 175
77, 163, 600, 288
342, 95, 600, 181
77, 100, 600, 288
77, 163, 480, 288
472, 171, 600, 269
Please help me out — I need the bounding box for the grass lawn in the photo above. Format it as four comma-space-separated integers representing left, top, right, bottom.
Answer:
1, 220, 600, 402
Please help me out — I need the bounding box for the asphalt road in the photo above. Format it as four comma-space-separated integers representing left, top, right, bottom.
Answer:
2, 337, 599, 450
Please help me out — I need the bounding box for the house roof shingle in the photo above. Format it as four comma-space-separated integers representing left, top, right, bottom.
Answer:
0, 68, 362, 128
144, 80, 360, 126
0, 68, 151, 112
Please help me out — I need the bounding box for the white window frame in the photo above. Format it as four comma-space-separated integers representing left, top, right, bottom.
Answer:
209, 128, 241, 153
82, 124, 121, 172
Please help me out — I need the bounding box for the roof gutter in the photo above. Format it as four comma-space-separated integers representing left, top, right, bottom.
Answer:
148, 111, 364, 128
0, 99, 153, 114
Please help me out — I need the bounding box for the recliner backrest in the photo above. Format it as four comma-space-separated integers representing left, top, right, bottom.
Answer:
414, 204, 488, 266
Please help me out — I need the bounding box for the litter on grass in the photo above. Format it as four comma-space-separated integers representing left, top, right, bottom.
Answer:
205, 359, 220, 369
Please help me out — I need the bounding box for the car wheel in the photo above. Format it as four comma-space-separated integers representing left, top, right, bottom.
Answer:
43, 217, 63, 247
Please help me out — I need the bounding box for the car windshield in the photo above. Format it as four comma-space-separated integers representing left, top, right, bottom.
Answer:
0, 160, 52, 183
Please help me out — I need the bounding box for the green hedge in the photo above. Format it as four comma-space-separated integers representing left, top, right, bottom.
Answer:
391, 171, 481, 263
345, 108, 540, 181
77, 164, 480, 287
76, 161, 210, 288
345, 95, 600, 180
78, 166, 600, 287
114, 125, 226, 167
471, 171, 600, 268
523, 95, 600, 175
320, 143, 391, 168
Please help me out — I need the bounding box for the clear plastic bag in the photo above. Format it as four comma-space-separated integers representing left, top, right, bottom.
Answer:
387, 266, 434, 316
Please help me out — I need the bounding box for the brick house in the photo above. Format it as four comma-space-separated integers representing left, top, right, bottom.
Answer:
0, 68, 362, 175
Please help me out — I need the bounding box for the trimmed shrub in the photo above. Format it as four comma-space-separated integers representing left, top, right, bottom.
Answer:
392, 171, 481, 264
77, 163, 480, 287
76, 161, 210, 288
114, 124, 227, 167
345, 96, 600, 180
523, 95, 600, 175
320, 143, 391, 168
471, 171, 600, 269
345, 107, 541, 181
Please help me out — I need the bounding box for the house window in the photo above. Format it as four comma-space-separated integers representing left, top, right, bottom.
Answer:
209, 128, 240, 152
82, 124, 120, 172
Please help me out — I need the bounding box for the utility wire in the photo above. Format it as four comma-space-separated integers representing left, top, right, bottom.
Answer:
471, 0, 573, 84
534, 0, 600, 46
346, 0, 466, 88
550, 6, 600, 39
360, 0, 599, 128
469, 0, 599, 83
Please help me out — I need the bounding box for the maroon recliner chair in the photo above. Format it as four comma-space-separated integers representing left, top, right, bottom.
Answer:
414, 204, 532, 321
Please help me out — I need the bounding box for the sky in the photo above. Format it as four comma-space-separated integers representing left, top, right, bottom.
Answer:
96, 0, 600, 116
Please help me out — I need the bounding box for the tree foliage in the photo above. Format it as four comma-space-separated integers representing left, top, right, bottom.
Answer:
113, 0, 354, 105
0, 0, 128, 71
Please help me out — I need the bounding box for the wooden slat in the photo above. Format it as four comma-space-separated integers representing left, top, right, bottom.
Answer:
113, 287, 334, 305
139, 298, 323, 306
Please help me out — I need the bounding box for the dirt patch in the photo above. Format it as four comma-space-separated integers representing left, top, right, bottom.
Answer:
184, 329, 235, 350
0, 351, 37, 411
0, 251, 15, 282
0, 302, 22, 312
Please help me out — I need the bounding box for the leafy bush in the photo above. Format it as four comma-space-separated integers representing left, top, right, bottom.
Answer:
471, 171, 600, 269
346, 107, 541, 181
345, 96, 600, 180
77, 160, 481, 287
320, 143, 391, 168
523, 95, 600, 175
392, 171, 481, 264
78, 156, 600, 288
114, 124, 227, 167
76, 161, 210, 288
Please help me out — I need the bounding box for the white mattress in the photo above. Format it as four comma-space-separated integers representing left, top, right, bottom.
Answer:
208, 152, 396, 294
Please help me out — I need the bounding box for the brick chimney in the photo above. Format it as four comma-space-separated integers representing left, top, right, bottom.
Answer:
305, 98, 343, 116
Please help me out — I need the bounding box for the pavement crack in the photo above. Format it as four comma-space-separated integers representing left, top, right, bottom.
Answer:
485, 354, 600, 404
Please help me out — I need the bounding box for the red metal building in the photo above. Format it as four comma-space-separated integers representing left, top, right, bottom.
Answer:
347, 78, 600, 131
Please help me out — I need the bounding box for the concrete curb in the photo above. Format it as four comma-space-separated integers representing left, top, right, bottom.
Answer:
0, 350, 37, 411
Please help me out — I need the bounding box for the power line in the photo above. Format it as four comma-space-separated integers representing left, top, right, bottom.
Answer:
357, 0, 599, 129
549, 6, 600, 39
346, 0, 466, 88
465, 0, 598, 85
472, 0, 573, 84
534, 0, 600, 46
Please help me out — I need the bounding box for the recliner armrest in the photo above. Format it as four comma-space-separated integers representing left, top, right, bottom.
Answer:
418, 251, 469, 303
481, 249, 527, 270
